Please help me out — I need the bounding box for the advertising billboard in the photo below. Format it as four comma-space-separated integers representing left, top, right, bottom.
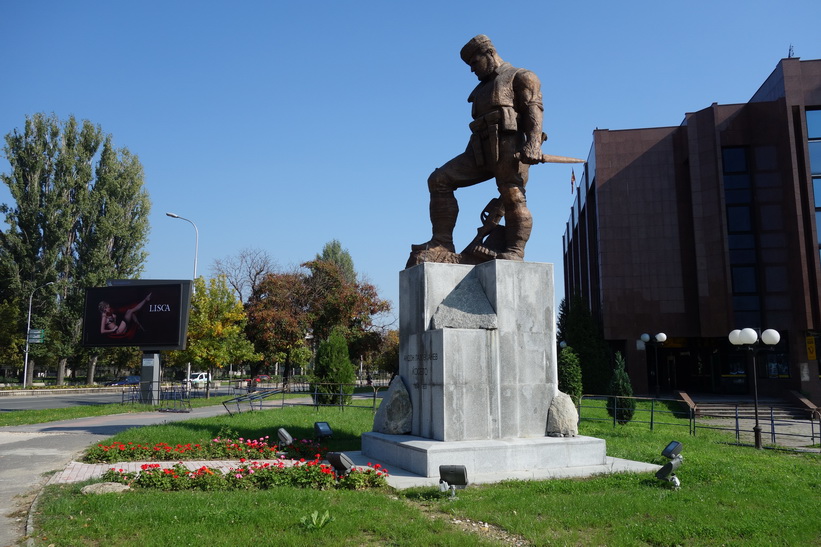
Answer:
82, 280, 192, 350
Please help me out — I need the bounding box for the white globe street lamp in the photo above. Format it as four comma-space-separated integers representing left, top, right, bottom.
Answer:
641, 332, 667, 398
728, 327, 780, 449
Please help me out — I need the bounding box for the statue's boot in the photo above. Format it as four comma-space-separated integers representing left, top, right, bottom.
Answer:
412, 192, 458, 253
496, 186, 532, 261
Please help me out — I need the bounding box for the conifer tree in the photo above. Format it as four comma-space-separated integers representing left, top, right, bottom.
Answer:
557, 345, 583, 407
607, 352, 635, 425
311, 326, 356, 405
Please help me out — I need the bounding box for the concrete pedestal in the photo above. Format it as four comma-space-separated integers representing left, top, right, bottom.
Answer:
363, 261, 607, 479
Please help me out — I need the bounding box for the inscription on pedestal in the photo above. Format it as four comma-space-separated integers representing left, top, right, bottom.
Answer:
405, 352, 438, 390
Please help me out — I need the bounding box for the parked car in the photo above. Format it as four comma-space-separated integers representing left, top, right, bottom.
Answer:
107, 375, 140, 386
252, 374, 271, 383
187, 372, 211, 387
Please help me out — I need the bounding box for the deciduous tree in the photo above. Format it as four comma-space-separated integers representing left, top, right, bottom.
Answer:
211, 247, 276, 303
172, 276, 260, 397
0, 114, 150, 383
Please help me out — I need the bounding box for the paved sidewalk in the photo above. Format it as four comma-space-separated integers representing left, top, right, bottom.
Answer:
0, 404, 233, 547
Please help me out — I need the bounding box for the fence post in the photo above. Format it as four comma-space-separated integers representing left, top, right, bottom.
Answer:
690, 405, 696, 436
613, 397, 617, 427
650, 399, 655, 431
734, 405, 740, 443
770, 407, 776, 445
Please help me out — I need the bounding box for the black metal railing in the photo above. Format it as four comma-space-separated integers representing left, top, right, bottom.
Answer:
579, 394, 821, 452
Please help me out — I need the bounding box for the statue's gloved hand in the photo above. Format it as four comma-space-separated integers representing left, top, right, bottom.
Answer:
517, 140, 543, 164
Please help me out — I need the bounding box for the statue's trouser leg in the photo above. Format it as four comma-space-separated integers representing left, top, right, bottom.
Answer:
498, 184, 532, 260
429, 191, 458, 252
413, 151, 491, 253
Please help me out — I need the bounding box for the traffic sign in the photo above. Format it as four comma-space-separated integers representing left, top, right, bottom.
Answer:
27, 329, 44, 343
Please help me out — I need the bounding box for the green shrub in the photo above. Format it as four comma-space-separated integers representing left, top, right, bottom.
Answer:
606, 351, 635, 424
311, 327, 356, 405
557, 346, 583, 406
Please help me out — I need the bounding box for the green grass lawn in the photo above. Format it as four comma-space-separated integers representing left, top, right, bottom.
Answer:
29, 401, 821, 546
0, 395, 239, 427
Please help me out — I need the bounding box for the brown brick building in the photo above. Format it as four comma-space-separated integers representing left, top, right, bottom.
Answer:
563, 57, 821, 403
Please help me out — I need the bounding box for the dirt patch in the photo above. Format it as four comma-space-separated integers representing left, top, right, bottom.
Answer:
402, 495, 532, 546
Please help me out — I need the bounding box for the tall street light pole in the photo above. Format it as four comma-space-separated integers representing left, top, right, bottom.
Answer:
641, 332, 667, 398
728, 328, 780, 449
166, 212, 199, 279
166, 212, 199, 387
23, 281, 54, 388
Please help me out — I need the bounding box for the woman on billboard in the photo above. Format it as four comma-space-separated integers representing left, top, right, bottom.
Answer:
98, 292, 152, 339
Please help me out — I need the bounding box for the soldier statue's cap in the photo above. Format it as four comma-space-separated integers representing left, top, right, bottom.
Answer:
460, 34, 494, 63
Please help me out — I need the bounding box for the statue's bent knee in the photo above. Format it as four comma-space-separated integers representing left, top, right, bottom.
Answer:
427, 168, 453, 194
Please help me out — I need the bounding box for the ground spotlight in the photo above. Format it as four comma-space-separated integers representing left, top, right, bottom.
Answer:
277, 427, 293, 447
439, 465, 468, 500
656, 441, 683, 489
326, 452, 354, 476
314, 421, 333, 441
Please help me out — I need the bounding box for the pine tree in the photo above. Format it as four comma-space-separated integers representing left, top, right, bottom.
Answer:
311, 326, 356, 405
607, 352, 635, 425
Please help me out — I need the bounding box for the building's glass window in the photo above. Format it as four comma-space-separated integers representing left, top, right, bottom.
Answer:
723, 147, 748, 173
810, 141, 821, 176
728, 234, 755, 249
807, 110, 821, 259
727, 206, 752, 232
725, 189, 752, 204
724, 174, 751, 189
807, 109, 821, 139
732, 266, 757, 293
816, 211, 821, 244
764, 353, 790, 378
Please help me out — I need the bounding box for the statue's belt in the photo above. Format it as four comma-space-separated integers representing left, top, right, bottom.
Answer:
468, 109, 518, 166
468, 107, 516, 134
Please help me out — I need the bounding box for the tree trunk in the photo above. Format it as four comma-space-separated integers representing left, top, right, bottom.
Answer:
26, 359, 35, 387
87, 355, 98, 385
57, 358, 67, 385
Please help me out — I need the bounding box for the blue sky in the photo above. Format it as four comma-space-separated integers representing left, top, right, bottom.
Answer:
2, 0, 819, 322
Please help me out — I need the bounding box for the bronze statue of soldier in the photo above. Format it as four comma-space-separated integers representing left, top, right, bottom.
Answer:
409, 35, 546, 267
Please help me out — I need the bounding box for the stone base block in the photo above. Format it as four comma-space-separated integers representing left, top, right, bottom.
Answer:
362, 431, 606, 478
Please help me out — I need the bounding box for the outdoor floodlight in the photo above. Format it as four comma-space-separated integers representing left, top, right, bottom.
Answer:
655, 441, 683, 489
314, 421, 333, 441
326, 452, 354, 476
439, 465, 469, 500
277, 427, 293, 447
661, 440, 682, 459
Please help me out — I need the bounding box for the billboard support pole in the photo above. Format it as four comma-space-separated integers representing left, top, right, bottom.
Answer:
141, 352, 162, 405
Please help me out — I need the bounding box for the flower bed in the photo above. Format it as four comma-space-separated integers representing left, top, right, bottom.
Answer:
85, 431, 326, 464
101, 457, 389, 491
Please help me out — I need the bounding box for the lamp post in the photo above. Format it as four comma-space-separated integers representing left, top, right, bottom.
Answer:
165, 212, 199, 279
167, 212, 200, 386
641, 332, 667, 398
23, 281, 54, 388
728, 327, 780, 449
